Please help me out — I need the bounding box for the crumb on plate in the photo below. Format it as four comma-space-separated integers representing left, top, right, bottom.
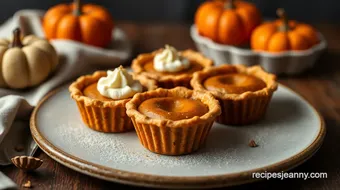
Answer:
248, 139, 258, 148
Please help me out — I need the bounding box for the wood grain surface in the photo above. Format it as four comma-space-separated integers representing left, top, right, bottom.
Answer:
2, 22, 340, 190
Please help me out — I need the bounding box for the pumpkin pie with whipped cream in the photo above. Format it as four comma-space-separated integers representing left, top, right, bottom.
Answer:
191, 64, 278, 125
132, 45, 213, 89
69, 66, 157, 133
126, 87, 221, 155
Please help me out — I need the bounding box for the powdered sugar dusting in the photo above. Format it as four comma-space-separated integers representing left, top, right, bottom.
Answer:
53, 121, 238, 171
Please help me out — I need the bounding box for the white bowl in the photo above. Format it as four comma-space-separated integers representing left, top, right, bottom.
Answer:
190, 25, 327, 75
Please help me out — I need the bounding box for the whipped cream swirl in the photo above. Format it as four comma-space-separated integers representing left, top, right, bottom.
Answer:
97, 66, 143, 100
153, 45, 190, 73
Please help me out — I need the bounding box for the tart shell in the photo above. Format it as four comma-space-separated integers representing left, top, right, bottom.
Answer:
126, 87, 221, 155
191, 64, 278, 125
131, 49, 213, 89
69, 71, 157, 133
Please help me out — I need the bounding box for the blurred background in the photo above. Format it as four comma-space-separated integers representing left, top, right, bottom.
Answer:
0, 0, 339, 23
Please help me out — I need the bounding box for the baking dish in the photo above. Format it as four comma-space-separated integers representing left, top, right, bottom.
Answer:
190, 25, 327, 75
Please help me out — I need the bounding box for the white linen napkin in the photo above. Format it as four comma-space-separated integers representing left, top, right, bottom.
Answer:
0, 9, 132, 189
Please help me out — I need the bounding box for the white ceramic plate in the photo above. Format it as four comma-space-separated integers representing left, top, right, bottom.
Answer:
30, 83, 325, 189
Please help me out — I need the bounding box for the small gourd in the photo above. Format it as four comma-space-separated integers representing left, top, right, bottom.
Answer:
195, 0, 262, 46
0, 28, 58, 89
251, 8, 319, 52
43, 0, 114, 48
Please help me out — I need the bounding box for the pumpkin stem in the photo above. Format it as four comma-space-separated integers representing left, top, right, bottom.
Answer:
224, 0, 236, 9
10, 28, 23, 48
277, 8, 290, 32
73, 0, 82, 16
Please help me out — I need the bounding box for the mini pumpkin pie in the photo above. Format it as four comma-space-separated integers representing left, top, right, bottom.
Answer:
132, 45, 213, 89
126, 87, 221, 155
69, 66, 157, 133
191, 64, 278, 125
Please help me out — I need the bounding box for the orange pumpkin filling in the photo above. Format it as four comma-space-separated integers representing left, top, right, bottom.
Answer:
83, 83, 114, 101
203, 73, 266, 94
143, 61, 203, 75
138, 97, 208, 121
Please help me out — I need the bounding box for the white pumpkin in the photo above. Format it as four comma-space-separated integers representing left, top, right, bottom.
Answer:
0, 28, 58, 89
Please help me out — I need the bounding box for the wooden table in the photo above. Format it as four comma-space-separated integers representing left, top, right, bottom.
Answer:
2, 22, 340, 189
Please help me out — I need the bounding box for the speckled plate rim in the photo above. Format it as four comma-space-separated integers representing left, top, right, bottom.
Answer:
30, 83, 326, 189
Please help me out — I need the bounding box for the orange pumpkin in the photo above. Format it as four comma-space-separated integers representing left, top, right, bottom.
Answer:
251, 9, 319, 52
43, 0, 114, 48
195, 0, 261, 46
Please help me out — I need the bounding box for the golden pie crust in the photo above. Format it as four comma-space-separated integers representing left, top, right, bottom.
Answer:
191, 64, 278, 125
131, 49, 213, 89
126, 87, 221, 155
69, 70, 157, 133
